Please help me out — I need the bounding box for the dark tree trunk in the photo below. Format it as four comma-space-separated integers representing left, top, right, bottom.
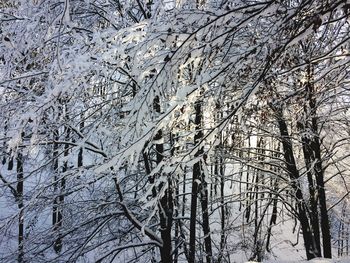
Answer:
198, 98, 213, 263
52, 129, 60, 253
312, 133, 332, 258
77, 116, 84, 168
218, 154, 226, 263
189, 98, 205, 263
276, 109, 317, 260
143, 141, 157, 198
266, 143, 280, 252
266, 187, 278, 252
301, 135, 321, 257
153, 96, 173, 263
305, 64, 332, 258
174, 178, 179, 263
172, 132, 180, 263
16, 152, 24, 263
54, 127, 69, 253
189, 160, 200, 263
8, 156, 13, 170
245, 136, 252, 223
200, 173, 212, 263
159, 177, 173, 263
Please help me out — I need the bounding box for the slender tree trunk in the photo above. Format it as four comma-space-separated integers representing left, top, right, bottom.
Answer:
198, 99, 213, 263
172, 132, 180, 263
305, 64, 332, 258
312, 135, 332, 258
77, 115, 84, 168
301, 135, 321, 257
252, 137, 266, 261
17, 152, 24, 263
143, 140, 157, 198
266, 181, 278, 252
218, 155, 226, 263
200, 173, 212, 263
174, 178, 179, 263
189, 137, 199, 259
182, 167, 189, 260
276, 109, 317, 260
338, 219, 342, 257
346, 223, 349, 256
8, 156, 13, 170
189, 98, 206, 263
159, 177, 173, 263
266, 142, 280, 252
189, 159, 199, 263
245, 135, 252, 223
54, 126, 69, 253
52, 129, 61, 253
153, 96, 173, 262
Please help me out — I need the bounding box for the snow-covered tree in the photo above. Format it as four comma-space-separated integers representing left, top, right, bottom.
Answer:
1, 0, 350, 262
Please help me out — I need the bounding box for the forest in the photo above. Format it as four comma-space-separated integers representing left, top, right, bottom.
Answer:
1, 0, 350, 262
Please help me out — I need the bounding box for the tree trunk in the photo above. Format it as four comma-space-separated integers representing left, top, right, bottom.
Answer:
189, 98, 206, 263
17, 152, 24, 263
189, 160, 200, 263
153, 95, 173, 263
52, 129, 61, 254
159, 177, 173, 263
305, 64, 332, 258
218, 154, 226, 263
301, 135, 321, 257
77, 115, 84, 168
276, 109, 317, 260
312, 134, 332, 258
266, 184, 278, 252
200, 172, 212, 263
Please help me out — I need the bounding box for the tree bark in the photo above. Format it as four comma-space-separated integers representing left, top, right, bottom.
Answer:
77, 116, 84, 168
200, 173, 212, 263
305, 64, 332, 258
52, 129, 61, 253
189, 98, 212, 263
154, 95, 173, 263
301, 135, 321, 257
17, 152, 24, 263
312, 130, 332, 258
276, 109, 317, 260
